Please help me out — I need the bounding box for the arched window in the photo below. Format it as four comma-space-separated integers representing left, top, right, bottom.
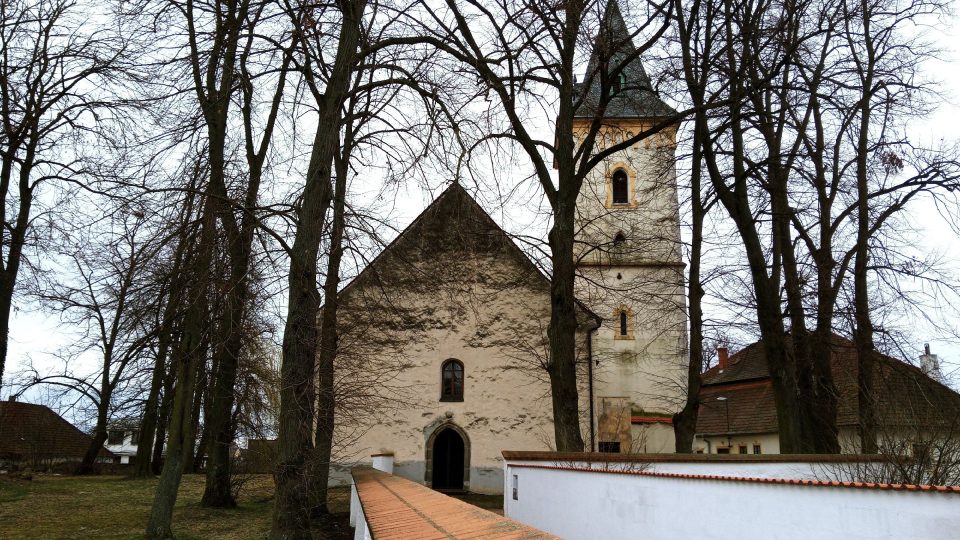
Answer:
611, 170, 629, 205
440, 359, 464, 401
614, 306, 634, 340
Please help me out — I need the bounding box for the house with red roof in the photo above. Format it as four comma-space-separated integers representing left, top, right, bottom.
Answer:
0, 399, 116, 468
694, 336, 960, 456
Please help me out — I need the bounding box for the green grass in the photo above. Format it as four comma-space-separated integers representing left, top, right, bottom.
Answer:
0, 474, 350, 540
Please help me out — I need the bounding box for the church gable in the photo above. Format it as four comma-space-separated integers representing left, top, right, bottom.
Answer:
339, 183, 597, 347
341, 182, 547, 303
333, 184, 597, 422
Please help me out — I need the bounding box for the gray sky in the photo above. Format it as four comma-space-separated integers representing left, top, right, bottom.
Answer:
5, 7, 960, 413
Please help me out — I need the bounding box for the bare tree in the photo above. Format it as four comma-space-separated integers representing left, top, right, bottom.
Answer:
0, 0, 135, 387
270, 1, 367, 536
200, 1, 295, 509
673, 0, 960, 454
19, 210, 162, 473
133, 157, 208, 478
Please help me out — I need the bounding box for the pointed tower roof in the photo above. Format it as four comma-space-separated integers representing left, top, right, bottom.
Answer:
575, 0, 675, 119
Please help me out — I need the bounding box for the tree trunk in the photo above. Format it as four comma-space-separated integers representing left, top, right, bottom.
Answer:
136, 343, 169, 477
152, 367, 176, 475
136, 176, 198, 478
545, 193, 585, 452
0, 287, 11, 390
184, 354, 208, 475
311, 149, 349, 515
145, 197, 217, 539
201, 185, 257, 506
270, 4, 365, 537
193, 425, 209, 474
693, 9, 805, 451
145, 342, 202, 539
0, 145, 35, 388
80, 350, 117, 474
78, 427, 108, 474
853, 0, 879, 456
673, 133, 706, 453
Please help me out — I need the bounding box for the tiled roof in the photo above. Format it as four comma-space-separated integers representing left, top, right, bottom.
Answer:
701, 340, 770, 385
502, 450, 889, 463
574, 0, 676, 119
351, 467, 557, 539
697, 335, 960, 435
508, 463, 960, 494
0, 401, 115, 462
697, 380, 779, 435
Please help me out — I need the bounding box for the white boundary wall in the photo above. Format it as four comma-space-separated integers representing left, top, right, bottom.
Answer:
503, 458, 960, 540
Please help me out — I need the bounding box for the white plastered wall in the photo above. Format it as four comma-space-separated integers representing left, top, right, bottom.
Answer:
574, 121, 688, 446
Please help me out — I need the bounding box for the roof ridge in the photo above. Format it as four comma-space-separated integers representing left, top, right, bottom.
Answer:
336, 183, 601, 323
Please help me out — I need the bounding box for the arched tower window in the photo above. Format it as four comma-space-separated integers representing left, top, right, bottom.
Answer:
611, 170, 629, 205
614, 305, 634, 340
440, 359, 464, 401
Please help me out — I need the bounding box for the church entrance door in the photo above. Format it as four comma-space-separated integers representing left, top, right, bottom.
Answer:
432, 428, 465, 491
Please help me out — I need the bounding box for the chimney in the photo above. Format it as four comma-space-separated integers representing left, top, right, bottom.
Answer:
718, 347, 729, 370
920, 343, 942, 382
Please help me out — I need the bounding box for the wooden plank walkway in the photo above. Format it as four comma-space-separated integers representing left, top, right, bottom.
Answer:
351, 468, 558, 539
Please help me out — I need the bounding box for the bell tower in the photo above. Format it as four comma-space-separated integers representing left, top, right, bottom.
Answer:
572, 0, 687, 452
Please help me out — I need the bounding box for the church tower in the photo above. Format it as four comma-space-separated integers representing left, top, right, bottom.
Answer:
573, 0, 687, 453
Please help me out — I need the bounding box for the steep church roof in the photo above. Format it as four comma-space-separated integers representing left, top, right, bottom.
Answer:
339, 183, 601, 325
575, 0, 676, 119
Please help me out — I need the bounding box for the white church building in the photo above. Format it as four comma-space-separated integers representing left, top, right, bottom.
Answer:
329, 1, 687, 494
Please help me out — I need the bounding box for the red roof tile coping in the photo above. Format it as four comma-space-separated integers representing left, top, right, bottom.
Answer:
631, 416, 673, 425
502, 450, 891, 463
351, 468, 558, 539
507, 463, 960, 495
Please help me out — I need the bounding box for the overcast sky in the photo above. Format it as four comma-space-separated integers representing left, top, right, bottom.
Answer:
4, 7, 960, 414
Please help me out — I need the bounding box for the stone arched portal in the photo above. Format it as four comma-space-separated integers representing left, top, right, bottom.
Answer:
424, 422, 470, 491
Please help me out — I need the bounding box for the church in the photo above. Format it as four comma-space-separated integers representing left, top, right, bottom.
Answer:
328, 1, 688, 494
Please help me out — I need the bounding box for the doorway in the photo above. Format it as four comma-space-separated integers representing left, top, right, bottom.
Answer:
431, 427, 465, 491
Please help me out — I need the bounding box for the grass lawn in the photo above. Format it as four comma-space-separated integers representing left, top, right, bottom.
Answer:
0, 473, 351, 540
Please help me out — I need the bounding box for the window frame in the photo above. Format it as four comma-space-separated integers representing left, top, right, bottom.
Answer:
604, 164, 636, 209
439, 359, 465, 402
613, 305, 634, 340
611, 169, 629, 205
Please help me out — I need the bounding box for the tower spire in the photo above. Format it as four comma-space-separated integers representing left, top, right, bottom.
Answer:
576, 0, 675, 119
